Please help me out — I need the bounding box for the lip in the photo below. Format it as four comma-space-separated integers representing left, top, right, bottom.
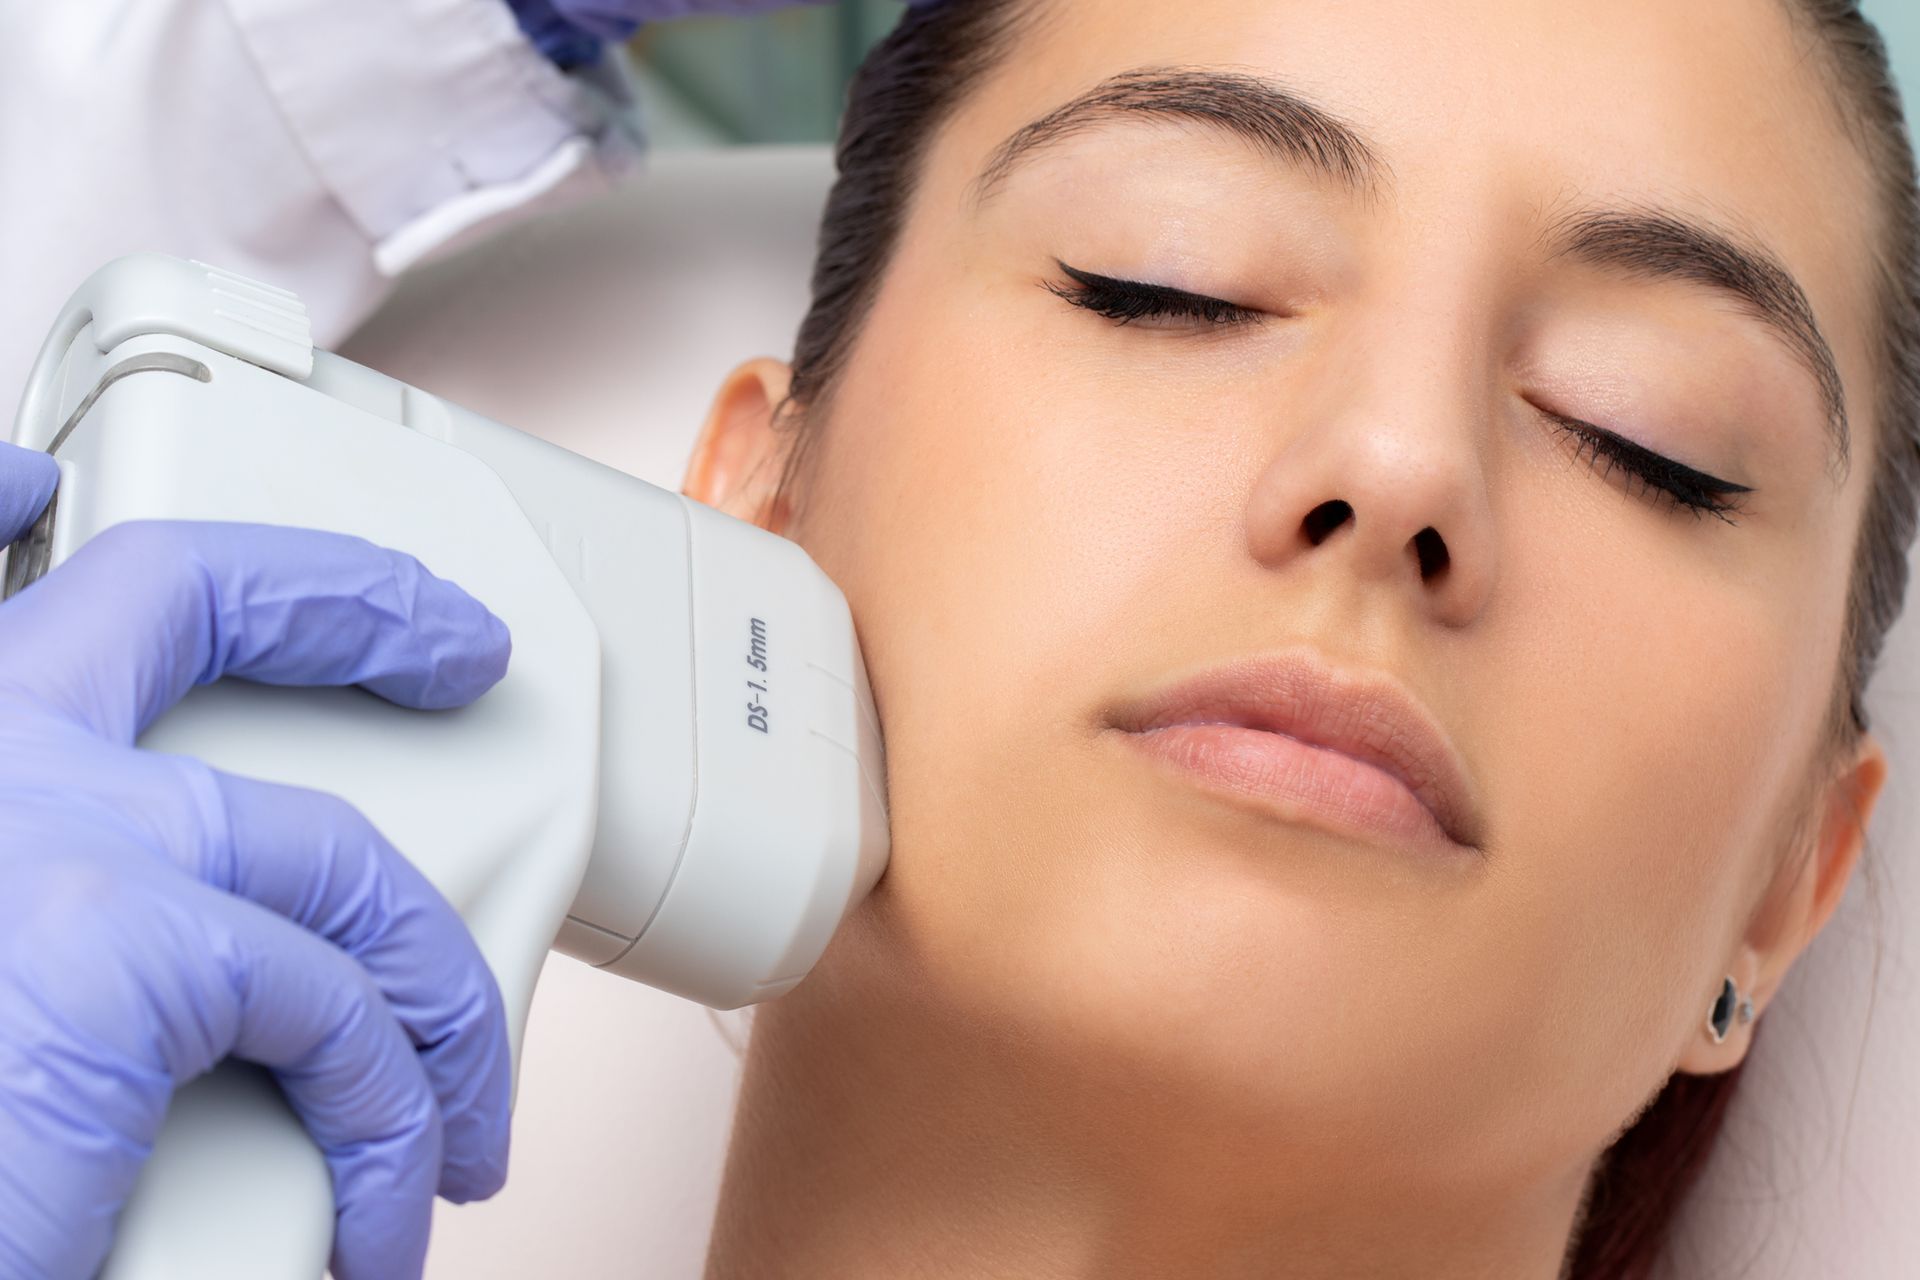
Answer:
1108, 650, 1482, 853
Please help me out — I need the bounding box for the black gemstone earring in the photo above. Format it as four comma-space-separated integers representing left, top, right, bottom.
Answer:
1707, 974, 1757, 1044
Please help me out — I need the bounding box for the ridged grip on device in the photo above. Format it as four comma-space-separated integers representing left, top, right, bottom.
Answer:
14, 254, 312, 453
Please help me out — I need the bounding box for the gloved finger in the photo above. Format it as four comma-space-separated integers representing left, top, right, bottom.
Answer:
200, 768, 512, 1203
0, 519, 511, 743
20, 751, 514, 1203
0, 858, 443, 1280
0, 443, 58, 545
217, 890, 445, 1280
0, 861, 173, 1279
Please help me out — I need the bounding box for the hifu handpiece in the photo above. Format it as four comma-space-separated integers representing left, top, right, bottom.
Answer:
2, 254, 890, 1277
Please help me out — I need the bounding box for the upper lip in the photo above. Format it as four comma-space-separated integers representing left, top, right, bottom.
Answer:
1109, 649, 1482, 850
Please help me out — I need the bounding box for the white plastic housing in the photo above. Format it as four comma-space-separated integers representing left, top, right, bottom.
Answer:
4, 254, 889, 1278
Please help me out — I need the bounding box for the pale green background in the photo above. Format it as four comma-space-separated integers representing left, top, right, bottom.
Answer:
1866, 0, 1920, 97
631, 0, 1920, 146
630, 1, 907, 146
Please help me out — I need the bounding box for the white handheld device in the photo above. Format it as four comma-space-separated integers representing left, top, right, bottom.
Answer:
2, 254, 890, 1277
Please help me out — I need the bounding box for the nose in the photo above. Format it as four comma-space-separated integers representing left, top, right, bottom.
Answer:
1242, 313, 1498, 631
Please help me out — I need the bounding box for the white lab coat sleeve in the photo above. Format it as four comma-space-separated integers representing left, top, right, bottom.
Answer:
0, 0, 646, 412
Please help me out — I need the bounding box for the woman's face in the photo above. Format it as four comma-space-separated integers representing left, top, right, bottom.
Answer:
691, 0, 1890, 1215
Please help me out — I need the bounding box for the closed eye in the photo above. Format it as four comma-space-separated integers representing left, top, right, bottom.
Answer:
1045, 262, 1752, 525
1045, 261, 1265, 327
1537, 407, 1755, 525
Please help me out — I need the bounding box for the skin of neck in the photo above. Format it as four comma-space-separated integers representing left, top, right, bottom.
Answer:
702, 894, 1598, 1280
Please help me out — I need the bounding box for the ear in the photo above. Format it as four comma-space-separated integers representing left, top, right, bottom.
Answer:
681, 357, 797, 535
1674, 731, 1889, 1074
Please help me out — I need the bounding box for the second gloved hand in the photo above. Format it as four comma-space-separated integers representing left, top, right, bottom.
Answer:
514, 0, 945, 50
539, 0, 830, 35
0, 494, 515, 1280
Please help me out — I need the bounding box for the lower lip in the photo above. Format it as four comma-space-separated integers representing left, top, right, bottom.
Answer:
1119, 723, 1461, 852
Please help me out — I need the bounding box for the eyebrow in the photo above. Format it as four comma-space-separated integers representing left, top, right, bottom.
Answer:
973, 67, 1852, 486
1543, 208, 1850, 482
971, 67, 1388, 203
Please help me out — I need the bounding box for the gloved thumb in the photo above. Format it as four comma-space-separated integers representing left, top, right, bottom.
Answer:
0, 443, 57, 547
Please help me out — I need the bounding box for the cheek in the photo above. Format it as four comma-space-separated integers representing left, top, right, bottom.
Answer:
788, 228, 1853, 1195
1456, 493, 1841, 1162
789, 269, 1289, 1005
804, 285, 1261, 755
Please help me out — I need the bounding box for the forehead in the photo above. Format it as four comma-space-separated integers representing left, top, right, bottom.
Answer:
920, 0, 1884, 449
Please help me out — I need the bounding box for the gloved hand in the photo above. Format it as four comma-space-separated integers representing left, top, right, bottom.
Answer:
509, 0, 947, 75
0, 441, 56, 539
516, 0, 944, 50
547, 0, 831, 36
0, 444, 515, 1280
613, 0, 946, 20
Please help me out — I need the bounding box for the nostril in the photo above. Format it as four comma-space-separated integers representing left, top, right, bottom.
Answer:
1302, 499, 1351, 545
1414, 527, 1449, 578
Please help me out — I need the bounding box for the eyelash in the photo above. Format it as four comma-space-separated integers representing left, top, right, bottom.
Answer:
1045, 261, 1754, 525
1542, 409, 1754, 525
1045, 261, 1264, 326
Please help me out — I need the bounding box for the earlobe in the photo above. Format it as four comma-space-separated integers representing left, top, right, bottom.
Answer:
1672, 732, 1889, 1077
681, 357, 797, 533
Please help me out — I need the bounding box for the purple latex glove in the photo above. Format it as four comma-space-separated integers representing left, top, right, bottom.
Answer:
0, 442, 57, 538
613, 0, 945, 18
548, 0, 828, 41
0, 479, 514, 1279
510, 0, 948, 71
527, 0, 945, 44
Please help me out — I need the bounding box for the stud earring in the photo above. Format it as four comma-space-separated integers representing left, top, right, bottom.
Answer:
1707, 974, 1757, 1044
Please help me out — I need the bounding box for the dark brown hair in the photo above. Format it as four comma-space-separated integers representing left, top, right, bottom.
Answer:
775, 2, 1920, 1275
1563, 6, 1919, 1276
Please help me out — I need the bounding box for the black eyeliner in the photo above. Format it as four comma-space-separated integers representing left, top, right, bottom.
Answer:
1047, 260, 1261, 326
1044, 264, 1751, 526
1539, 407, 1754, 524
